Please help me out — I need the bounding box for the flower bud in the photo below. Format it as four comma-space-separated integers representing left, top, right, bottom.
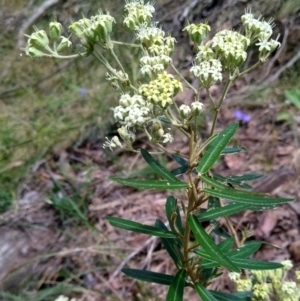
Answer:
25, 46, 45, 57
49, 21, 62, 41
29, 29, 49, 49
179, 104, 191, 118
111, 136, 123, 148
191, 101, 204, 115
56, 36, 72, 52
183, 23, 211, 45
69, 22, 84, 39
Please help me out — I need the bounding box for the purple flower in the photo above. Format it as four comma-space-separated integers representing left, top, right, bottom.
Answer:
79, 88, 88, 96
234, 109, 251, 123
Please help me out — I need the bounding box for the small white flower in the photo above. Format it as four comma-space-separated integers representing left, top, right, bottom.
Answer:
103, 137, 117, 150
111, 136, 123, 148
113, 106, 126, 121
281, 260, 293, 271
179, 104, 191, 118
162, 133, 174, 143
281, 281, 297, 295
140, 65, 152, 77
191, 101, 204, 114
152, 63, 165, 73
228, 272, 241, 282
190, 65, 201, 77
256, 39, 271, 52
119, 94, 133, 107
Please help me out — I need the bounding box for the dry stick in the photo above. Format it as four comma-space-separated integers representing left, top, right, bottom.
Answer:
227, 47, 300, 102
18, 0, 60, 47
259, 48, 300, 89
109, 236, 157, 280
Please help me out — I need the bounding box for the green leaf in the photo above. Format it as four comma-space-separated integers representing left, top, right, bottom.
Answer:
229, 258, 283, 270
195, 284, 219, 301
221, 146, 246, 155
227, 173, 263, 182
200, 174, 233, 191
285, 88, 300, 110
228, 241, 262, 258
171, 166, 188, 176
106, 217, 177, 238
140, 148, 181, 182
159, 116, 172, 124
198, 203, 253, 222
218, 238, 235, 252
188, 215, 240, 272
203, 188, 294, 206
172, 154, 188, 167
198, 133, 219, 153
122, 268, 175, 285
155, 219, 183, 266
166, 269, 186, 301
200, 258, 283, 270
109, 177, 188, 190
209, 290, 251, 301
207, 197, 221, 210
197, 123, 239, 174
165, 196, 184, 235
212, 173, 252, 190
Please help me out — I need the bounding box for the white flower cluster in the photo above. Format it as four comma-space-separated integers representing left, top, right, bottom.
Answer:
137, 24, 175, 74
124, 0, 155, 30
113, 94, 151, 127
140, 54, 172, 77
230, 260, 300, 301
190, 59, 222, 88
185, 11, 281, 86
69, 12, 115, 46
211, 30, 249, 70
241, 12, 280, 61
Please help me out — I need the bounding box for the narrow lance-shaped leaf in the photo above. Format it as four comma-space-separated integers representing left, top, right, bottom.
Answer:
155, 219, 183, 267
228, 241, 263, 258
209, 290, 251, 301
199, 258, 283, 270
188, 215, 240, 272
203, 188, 294, 206
195, 284, 219, 301
198, 203, 255, 222
140, 148, 181, 182
122, 269, 175, 286
166, 196, 184, 236
166, 269, 186, 301
198, 123, 239, 174
218, 237, 235, 252
109, 177, 188, 190
221, 146, 246, 155
106, 217, 176, 238
227, 173, 263, 182
200, 174, 232, 191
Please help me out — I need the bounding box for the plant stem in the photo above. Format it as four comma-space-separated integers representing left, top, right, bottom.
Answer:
171, 62, 198, 94
210, 76, 232, 136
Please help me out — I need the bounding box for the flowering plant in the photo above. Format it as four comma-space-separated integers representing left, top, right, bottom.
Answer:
23, 1, 297, 300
